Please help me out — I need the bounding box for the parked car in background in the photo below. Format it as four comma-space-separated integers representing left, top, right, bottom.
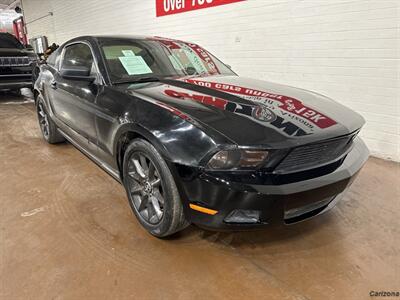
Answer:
33, 35, 369, 237
0, 32, 38, 92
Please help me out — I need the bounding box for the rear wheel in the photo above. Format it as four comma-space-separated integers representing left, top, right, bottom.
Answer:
36, 96, 65, 144
122, 139, 188, 237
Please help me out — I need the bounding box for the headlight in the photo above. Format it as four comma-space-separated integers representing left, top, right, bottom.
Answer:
207, 149, 269, 170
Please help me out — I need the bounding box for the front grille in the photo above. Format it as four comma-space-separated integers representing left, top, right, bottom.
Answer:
275, 134, 356, 173
0, 56, 30, 67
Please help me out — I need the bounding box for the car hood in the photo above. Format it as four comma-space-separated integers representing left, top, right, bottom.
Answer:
121, 75, 365, 148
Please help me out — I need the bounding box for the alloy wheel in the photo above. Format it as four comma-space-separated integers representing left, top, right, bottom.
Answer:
127, 152, 164, 224
37, 102, 50, 139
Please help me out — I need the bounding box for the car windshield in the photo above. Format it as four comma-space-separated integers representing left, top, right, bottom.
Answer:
99, 37, 235, 83
0, 34, 24, 49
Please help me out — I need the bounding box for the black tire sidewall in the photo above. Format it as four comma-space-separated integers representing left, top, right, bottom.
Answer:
36, 97, 51, 142
36, 96, 64, 144
122, 139, 181, 237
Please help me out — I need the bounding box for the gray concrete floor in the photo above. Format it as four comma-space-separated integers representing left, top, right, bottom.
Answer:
0, 91, 399, 299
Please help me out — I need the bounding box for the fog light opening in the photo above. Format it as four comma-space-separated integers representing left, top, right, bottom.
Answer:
224, 209, 261, 224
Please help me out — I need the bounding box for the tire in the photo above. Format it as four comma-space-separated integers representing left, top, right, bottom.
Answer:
36, 96, 65, 144
122, 138, 189, 237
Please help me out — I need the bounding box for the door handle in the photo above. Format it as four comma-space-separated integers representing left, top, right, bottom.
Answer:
50, 80, 57, 89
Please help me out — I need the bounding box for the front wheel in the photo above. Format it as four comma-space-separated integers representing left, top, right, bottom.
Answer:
122, 139, 188, 237
36, 96, 65, 144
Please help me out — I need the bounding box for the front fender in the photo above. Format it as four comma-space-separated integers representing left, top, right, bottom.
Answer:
112, 104, 226, 168
113, 122, 171, 160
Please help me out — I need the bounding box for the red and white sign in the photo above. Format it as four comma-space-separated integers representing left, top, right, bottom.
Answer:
156, 0, 245, 17
185, 79, 338, 129
150, 37, 221, 74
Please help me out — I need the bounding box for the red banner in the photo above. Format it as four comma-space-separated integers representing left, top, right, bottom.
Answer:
150, 37, 220, 74
156, 0, 245, 17
185, 79, 337, 129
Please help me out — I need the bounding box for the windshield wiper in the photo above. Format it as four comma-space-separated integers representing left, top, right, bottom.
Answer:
113, 77, 161, 85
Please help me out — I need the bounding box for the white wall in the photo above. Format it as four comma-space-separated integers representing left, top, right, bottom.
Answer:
0, 9, 22, 33
22, 0, 56, 43
22, 0, 400, 161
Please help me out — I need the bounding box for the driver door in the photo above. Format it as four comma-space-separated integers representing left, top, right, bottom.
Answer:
50, 42, 100, 154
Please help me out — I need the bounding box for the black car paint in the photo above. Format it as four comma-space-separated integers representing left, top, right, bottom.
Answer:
34, 35, 369, 230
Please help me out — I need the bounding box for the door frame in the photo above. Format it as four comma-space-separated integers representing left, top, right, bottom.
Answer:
58, 40, 105, 85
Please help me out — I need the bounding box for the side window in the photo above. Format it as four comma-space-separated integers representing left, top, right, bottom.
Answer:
61, 43, 95, 74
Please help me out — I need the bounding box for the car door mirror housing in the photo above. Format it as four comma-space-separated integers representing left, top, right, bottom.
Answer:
60, 66, 96, 82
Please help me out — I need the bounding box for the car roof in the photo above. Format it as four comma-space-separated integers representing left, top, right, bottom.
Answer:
65, 35, 187, 44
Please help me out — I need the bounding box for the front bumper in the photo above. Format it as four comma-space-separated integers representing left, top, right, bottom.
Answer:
174, 137, 369, 230
0, 68, 33, 90
0, 80, 32, 90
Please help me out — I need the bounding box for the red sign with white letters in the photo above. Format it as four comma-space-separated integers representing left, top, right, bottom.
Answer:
184, 79, 337, 129
156, 0, 245, 17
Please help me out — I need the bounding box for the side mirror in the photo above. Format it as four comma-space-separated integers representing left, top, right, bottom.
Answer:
60, 66, 95, 82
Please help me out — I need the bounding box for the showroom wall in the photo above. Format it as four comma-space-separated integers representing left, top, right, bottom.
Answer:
0, 9, 21, 33
22, 0, 399, 161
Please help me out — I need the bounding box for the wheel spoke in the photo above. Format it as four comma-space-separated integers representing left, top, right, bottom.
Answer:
128, 171, 142, 183
151, 178, 161, 188
148, 163, 155, 180
131, 185, 143, 195
139, 155, 148, 171
150, 195, 163, 219
146, 199, 155, 220
153, 190, 165, 205
138, 194, 149, 212
133, 159, 146, 179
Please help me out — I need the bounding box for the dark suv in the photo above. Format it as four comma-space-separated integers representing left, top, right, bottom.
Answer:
0, 33, 38, 91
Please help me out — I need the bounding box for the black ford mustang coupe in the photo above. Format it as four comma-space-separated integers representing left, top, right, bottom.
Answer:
34, 36, 369, 237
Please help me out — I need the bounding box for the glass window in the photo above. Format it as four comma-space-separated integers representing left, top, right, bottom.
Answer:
162, 41, 232, 76
99, 37, 235, 83
61, 43, 94, 72
102, 43, 164, 79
